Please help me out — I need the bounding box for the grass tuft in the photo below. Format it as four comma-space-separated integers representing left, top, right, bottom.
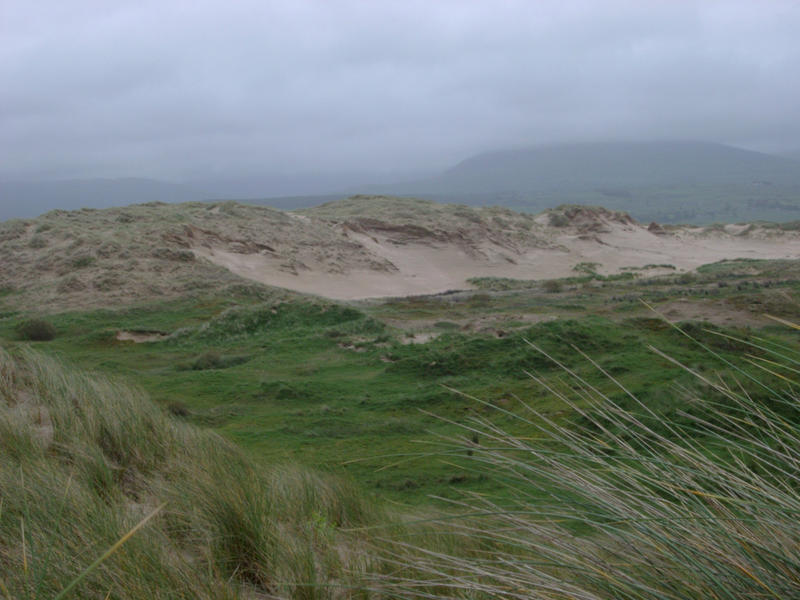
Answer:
16, 319, 57, 342
0, 346, 385, 598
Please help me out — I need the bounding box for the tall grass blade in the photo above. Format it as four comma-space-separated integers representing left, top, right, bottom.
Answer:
52, 504, 164, 600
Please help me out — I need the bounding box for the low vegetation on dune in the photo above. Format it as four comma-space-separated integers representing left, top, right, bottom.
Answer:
0, 346, 389, 598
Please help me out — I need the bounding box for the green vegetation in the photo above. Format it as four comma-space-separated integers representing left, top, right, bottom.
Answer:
16, 318, 57, 341
3, 302, 799, 597
1, 256, 798, 505
0, 346, 387, 598
541, 279, 562, 293
385, 322, 800, 598
2, 249, 800, 597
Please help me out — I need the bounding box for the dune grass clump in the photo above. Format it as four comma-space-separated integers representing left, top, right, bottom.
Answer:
16, 318, 57, 341
381, 322, 800, 599
0, 346, 385, 599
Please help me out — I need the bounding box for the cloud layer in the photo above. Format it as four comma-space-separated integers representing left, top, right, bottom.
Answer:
2, 0, 799, 182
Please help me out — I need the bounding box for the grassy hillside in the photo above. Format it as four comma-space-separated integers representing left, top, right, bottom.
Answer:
2, 199, 800, 596
385, 316, 800, 598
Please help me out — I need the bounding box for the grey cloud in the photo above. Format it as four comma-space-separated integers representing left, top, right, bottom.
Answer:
2, 0, 799, 184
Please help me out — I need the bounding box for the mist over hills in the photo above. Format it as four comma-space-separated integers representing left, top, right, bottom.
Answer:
434, 141, 798, 190
2, 141, 800, 224
0, 174, 414, 221
0, 178, 205, 220
369, 141, 800, 224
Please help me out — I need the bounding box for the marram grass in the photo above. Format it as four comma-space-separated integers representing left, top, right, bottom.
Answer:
377, 322, 800, 599
0, 346, 387, 599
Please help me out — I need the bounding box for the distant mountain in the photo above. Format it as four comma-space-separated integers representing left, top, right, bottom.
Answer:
415, 141, 800, 192
781, 149, 800, 161
0, 178, 207, 220
369, 141, 800, 223
196, 170, 432, 200
4, 142, 800, 224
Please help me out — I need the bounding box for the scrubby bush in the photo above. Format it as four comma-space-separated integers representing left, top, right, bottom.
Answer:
16, 318, 57, 341
542, 279, 562, 293
70, 254, 96, 269
193, 350, 224, 370
548, 212, 570, 227
178, 351, 251, 371
28, 235, 48, 248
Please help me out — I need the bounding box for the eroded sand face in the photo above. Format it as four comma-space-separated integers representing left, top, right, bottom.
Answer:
8, 198, 796, 309
193, 243, 574, 299
193, 213, 800, 300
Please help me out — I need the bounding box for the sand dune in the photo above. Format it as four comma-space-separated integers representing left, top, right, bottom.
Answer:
3, 197, 799, 308
192, 201, 800, 299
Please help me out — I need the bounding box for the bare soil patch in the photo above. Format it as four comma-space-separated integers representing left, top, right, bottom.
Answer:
116, 330, 170, 343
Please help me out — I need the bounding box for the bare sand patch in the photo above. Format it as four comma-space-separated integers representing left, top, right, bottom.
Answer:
116, 330, 169, 343
194, 218, 800, 300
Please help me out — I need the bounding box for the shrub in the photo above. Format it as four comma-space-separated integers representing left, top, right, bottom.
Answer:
548, 212, 570, 227
16, 318, 57, 341
193, 351, 224, 370
542, 279, 562, 293
70, 254, 96, 269
182, 351, 250, 371
572, 261, 600, 274
151, 247, 195, 262
167, 401, 190, 417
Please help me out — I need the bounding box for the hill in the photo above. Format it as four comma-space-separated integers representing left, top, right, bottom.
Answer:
372, 141, 800, 223
2, 196, 800, 310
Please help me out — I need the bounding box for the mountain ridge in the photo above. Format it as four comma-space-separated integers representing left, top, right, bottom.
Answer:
365, 141, 800, 223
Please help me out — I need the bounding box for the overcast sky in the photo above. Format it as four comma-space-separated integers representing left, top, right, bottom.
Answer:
2, 0, 800, 183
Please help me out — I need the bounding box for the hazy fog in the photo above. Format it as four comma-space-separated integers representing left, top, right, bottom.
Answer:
3, 0, 800, 187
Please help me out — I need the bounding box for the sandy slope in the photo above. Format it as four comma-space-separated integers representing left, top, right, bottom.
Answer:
192, 201, 800, 299
2, 197, 799, 308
